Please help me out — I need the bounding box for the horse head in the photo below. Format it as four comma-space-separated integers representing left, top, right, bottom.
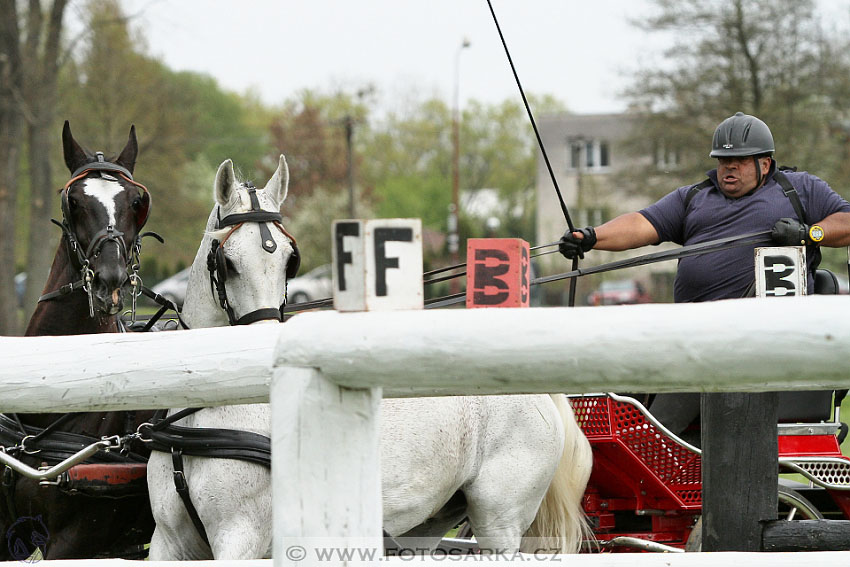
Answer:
59, 121, 150, 316
184, 155, 298, 327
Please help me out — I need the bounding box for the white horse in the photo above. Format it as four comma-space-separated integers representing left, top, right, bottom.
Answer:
146, 157, 593, 559
382, 394, 592, 554
147, 155, 293, 560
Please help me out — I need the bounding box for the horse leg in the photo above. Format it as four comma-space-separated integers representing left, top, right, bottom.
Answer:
196, 460, 272, 560
462, 467, 542, 553
147, 451, 212, 561
208, 519, 271, 560
393, 492, 468, 553
463, 396, 567, 554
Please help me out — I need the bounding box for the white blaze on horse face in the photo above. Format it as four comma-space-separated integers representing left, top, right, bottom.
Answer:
83, 178, 124, 225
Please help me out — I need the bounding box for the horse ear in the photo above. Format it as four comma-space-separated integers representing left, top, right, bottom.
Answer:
263, 154, 289, 205
62, 121, 89, 174
214, 159, 237, 205
115, 125, 138, 175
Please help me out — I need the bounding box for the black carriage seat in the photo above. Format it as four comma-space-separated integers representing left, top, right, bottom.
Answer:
777, 269, 842, 423
814, 268, 840, 295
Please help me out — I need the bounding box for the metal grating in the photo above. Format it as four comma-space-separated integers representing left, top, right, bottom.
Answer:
571, 397, 613, 437
571, 395, 702, 504
783, 458, 850, 489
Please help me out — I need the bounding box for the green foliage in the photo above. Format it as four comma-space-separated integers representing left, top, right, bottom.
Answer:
373, 174, 450, 229
283, 186, 374, 273
54, 0, 269, 272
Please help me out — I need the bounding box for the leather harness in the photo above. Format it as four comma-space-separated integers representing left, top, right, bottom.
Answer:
39, 153, 154, 319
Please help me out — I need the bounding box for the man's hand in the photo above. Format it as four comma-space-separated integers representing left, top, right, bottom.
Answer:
558, 227, 597, 260
771, 217, 810, 246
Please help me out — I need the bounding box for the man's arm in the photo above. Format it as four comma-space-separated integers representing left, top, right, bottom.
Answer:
814, 211, 850, 247
565, 212, 660, 251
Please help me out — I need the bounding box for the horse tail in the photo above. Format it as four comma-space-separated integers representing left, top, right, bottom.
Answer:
522, 394, 593, 554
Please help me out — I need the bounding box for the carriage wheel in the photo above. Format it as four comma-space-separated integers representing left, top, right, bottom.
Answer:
777, 485, 823, 521
685, 485, 823, 551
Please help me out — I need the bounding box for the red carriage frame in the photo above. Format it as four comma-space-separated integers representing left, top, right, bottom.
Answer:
569, 392, 850, 551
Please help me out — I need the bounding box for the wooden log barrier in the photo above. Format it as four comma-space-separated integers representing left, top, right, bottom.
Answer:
701, 392, 778, 551
762, 520, 850, 551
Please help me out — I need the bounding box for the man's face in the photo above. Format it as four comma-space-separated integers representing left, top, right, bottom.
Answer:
716, 157, 769, 198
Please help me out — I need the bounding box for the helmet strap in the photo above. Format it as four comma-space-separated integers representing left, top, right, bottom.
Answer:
754, 156, 763, 188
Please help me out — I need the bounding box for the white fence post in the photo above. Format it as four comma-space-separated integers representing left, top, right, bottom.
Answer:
271, 365, 382, 562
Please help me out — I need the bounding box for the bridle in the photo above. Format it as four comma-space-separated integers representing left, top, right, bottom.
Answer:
39, 152, 152, 318
207, 182, 300, 326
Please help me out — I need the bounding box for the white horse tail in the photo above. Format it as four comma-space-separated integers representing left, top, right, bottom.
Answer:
522, 394, 593, 554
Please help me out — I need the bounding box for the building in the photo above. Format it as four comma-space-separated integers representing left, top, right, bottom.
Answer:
535, 112, 676, 303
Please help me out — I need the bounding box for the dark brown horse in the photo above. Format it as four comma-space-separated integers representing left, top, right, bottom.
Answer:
0, 122, 156, 559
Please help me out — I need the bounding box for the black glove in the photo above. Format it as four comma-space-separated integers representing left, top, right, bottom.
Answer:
558, 227, 597, 260
771, 217, 810, 246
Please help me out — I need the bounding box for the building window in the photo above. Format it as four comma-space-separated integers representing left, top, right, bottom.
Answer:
599, 141, 610, 167
570, 142, 582, 169
567, 139, 611, 172
655, 141, 680, 170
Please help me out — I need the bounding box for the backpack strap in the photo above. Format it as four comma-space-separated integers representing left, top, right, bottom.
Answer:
683, 178, 713, 210
773, 169, 808, 224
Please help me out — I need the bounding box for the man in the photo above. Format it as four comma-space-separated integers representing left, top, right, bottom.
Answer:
558, 112, 850, 436
559, 112, 850, 302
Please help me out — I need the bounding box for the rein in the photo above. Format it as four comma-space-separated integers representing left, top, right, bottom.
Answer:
423, 230, 774, 308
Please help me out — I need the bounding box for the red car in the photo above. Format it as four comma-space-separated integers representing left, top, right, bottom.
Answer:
587, 279, 650, 306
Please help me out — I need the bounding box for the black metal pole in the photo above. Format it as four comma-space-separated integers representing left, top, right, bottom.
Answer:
344, 115, 355, 218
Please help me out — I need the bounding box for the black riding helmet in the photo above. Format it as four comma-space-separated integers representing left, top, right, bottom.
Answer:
710, 112, 775, 187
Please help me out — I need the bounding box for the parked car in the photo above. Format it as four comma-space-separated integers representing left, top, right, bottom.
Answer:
587, 279, 651, 306
150, 267, 191, 308
287, 264, 333, 304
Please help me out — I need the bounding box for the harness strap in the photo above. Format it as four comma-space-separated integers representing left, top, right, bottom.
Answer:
1, 465, 18, 522
171, 448, 210, 546
683, 178, 714, 210
38, 279, 86, 303
149, 408, 202, 432
25, 413, 77, 447
773, 170, 808, 224
143, 424, 271, 467
234, 308, 282, 325
0, 414, 148, 464
138, 286, 190, 330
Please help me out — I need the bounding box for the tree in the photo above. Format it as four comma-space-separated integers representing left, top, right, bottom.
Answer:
264, 90, 373, 271
0, 0, 69, 334
621, 0, 850, 201
362, 94, 564, 253
0, 0, 24, 334
59, 0, 269, 274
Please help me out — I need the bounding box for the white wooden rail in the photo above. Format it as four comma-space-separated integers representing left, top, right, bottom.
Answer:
1, 296, 849, 565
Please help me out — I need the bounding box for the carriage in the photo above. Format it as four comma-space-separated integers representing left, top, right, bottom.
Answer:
5, 120, 849, 560
568, 390, 850, 552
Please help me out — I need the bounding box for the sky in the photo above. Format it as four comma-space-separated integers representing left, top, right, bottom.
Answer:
115, 0, 670, 114
115, 0, 850, 115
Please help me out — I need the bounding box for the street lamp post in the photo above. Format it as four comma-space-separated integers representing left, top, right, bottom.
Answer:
343, 87, 374, 219
449, 38, 471, 293
344, 115, 355, 218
